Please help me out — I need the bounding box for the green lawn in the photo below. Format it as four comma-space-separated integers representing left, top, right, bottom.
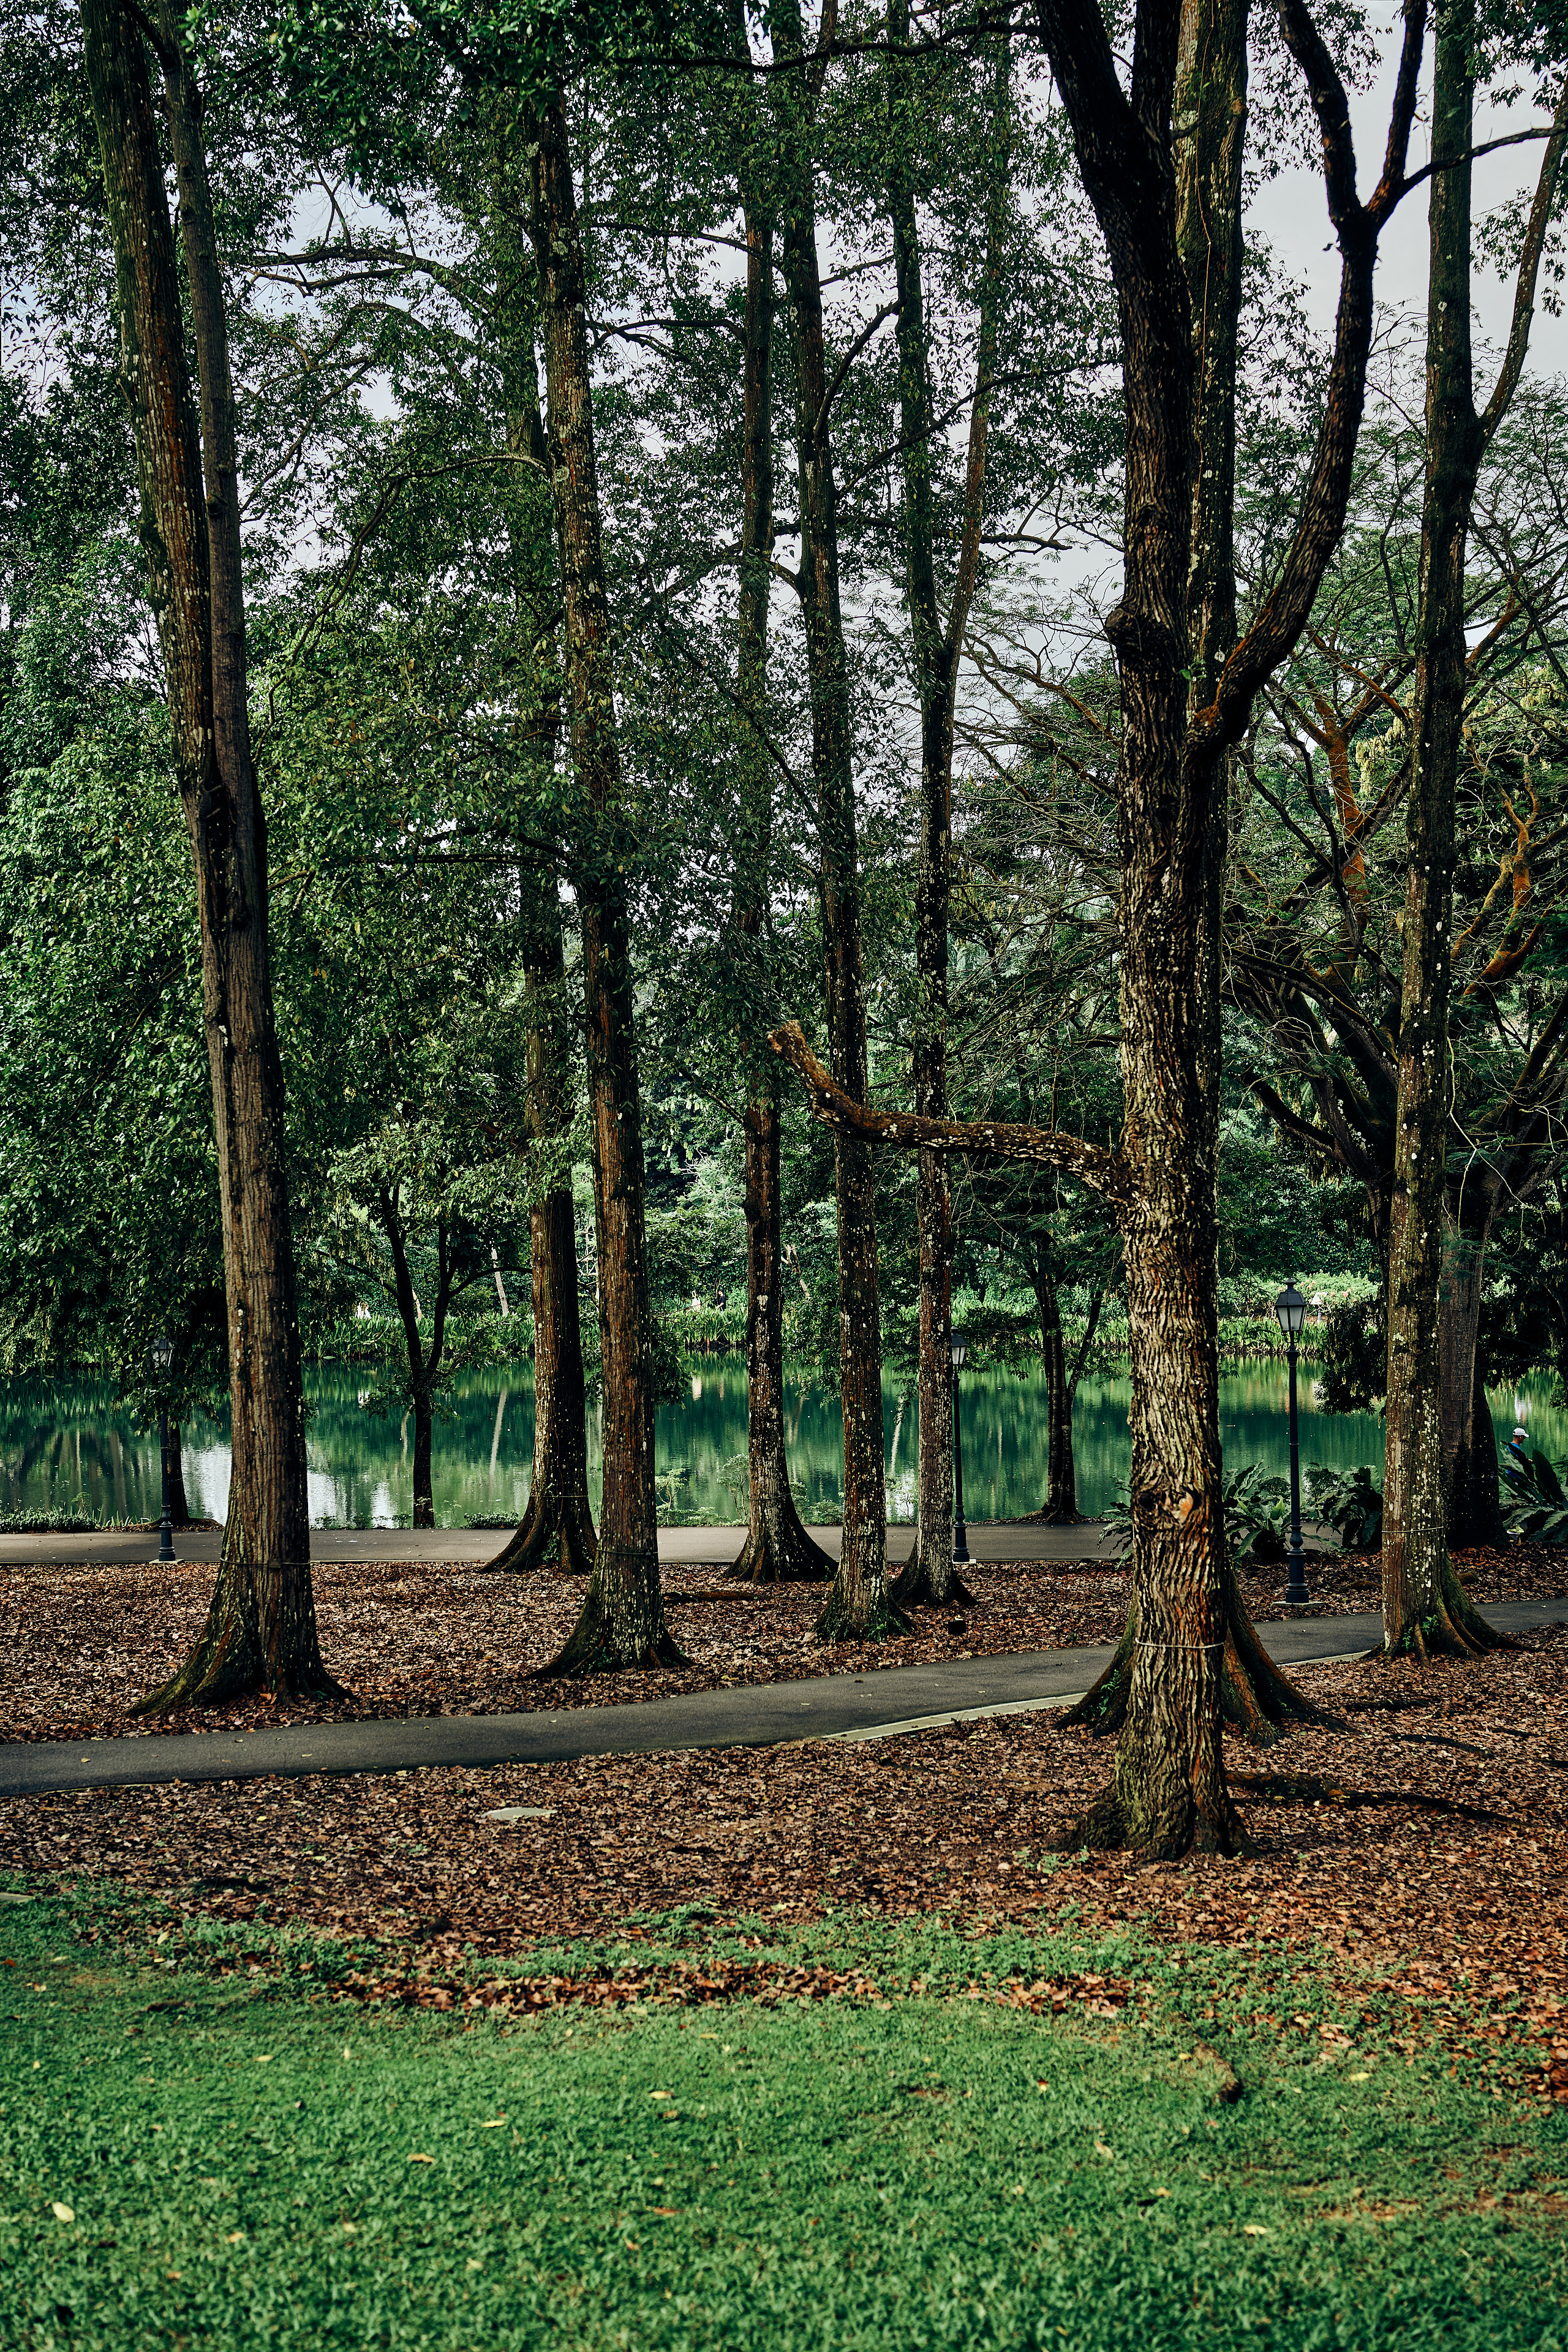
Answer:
2, 1889, 1565, 2350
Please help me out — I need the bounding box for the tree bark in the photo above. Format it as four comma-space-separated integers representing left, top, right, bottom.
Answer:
726, 0, 831, 1586
1440, 1207, 1507, 1549
731, 1087, 835, 1579
489, 896, 598, 1574
775, 0, 905, 1642
526, 95, 679, 1673
777, 0, 1422, 1843
166, 1422, 192, 1529
480, 124, 597, 1578
81, 0, 332, 1709
1032, 1257, 1080, 1523
884, 13, 1010, 1608
1381, 4, 1564, 1653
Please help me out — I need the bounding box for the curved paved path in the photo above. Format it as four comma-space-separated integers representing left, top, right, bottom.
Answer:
2, 1598, 1562, 1799
0, 1520, 1118, 1571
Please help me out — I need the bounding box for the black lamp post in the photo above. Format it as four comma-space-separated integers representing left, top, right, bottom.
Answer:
151, 1332, 175, 1564
950, 1329, 970, 1565
1273, 1283, 1310, 1605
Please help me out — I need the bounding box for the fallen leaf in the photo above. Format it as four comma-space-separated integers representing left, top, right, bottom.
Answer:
408, 2153, 433, 2164
51, 2203, 74, 2224
1243, 2224, 1270, 2237
1095, 2141, 1115, 2159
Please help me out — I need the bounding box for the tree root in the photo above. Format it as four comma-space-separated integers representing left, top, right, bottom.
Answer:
1229, 1770, 1507, 1825
483, 1483, 597, 1575
534, 1551, 689, 1677
889, 1541, 974, 1608
533, 1621, 688, 1678
134, 1566, 349, 1715
813, 1586, 912, 1643
1049, 1777, 1250, 1861
726, 1502, 833, 1583
1375, 1566, 1511, 1662
1063, 1572, 1342, 1742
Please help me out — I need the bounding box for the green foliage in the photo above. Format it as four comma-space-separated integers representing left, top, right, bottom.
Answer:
1305, 1462, 1384, 1552
1102, 1463, 1291, 1564
1500, 1435, 1568, 1544
0, 1508, 118, 1534
1314, 1296, 1388, 1416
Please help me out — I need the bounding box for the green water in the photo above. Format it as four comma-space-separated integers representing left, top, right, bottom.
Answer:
3, 1359, 1562, 1530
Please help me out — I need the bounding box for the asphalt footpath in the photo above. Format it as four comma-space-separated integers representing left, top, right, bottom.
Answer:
0, 1521, 1117, 1572
2, 1597, 1562, 1800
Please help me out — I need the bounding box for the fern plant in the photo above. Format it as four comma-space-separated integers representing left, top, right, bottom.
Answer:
1305, 1462, 1383, 1551
1501, 1438, 1568, 1544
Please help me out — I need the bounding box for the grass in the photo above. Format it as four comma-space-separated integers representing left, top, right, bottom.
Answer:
2, 1888, 1566, 2350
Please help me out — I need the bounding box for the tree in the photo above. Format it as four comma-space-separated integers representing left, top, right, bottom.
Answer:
883, 7, 1011, 1603
524, 89, 680, 1671
725, 0, 834, 1584
773, 0, 905, 1642
1379, 4, 1567, 1654
79, 0, 333, 1705
1231, 396, 1568, 1558
775, 0, 1425, 1851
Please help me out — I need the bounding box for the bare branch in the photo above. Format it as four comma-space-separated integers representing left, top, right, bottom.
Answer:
767, 1022, 1131, 1202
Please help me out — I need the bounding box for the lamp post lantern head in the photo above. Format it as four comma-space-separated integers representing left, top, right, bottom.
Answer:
950, 1330, 967, 1372
151, 1331, 174, 1377
1273, 1283, 1306, 1343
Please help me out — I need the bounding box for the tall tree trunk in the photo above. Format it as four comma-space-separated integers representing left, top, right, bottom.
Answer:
732, 1086, 834, 1578
526, 95, 678, 1673
726, 0, 831, 1585
1076, 0, 1329, 1741
81, 0, 332, 1708
491, 896, 597, 1573
1381, 0, 1563, 1654
775, 0, 904, 1642
776, 0, 1420, 1846
1438, 1205, 1506, 1547
483, 124, 597, 1577
1032, 1258, 1080, 1523
884, 15, 1010, 1607
166, 1422, 192, 1529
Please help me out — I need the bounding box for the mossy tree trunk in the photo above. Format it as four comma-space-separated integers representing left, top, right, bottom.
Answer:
883, 13, 1010, 1608
526, 94, 679, 1673
731, 1086, 835, 1581
481, 130, 596, 1579
83, 0, 333, 1709
776, 0, 904, 1642
1381, 0, 1564, 1656
725, 2, 831, 1588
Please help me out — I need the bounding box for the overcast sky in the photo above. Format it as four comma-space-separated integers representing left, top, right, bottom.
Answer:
1252, 13, 1567, 386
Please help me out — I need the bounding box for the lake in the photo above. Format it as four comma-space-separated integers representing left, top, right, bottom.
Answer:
4, 1357, 1562, 1530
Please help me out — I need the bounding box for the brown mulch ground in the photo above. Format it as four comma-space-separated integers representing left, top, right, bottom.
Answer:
4, 1544, 1565, 1746
4, 1632, 1567, 2101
